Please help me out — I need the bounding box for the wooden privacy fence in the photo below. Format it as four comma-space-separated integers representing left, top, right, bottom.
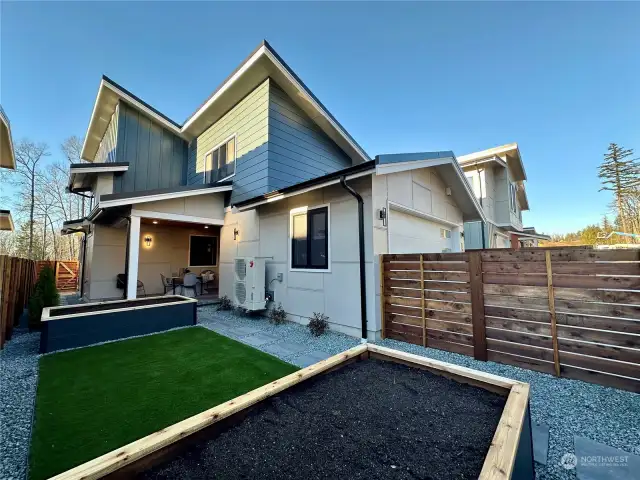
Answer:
0, 256, 37, 348
381, 248, 640, 393
35, 260, 79, 292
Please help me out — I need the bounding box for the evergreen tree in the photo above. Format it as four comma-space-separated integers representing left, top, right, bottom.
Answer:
598, 143, 640, 234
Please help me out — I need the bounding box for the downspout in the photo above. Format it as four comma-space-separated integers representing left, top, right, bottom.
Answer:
475, 162, 487, 249
79, 231, 87, 299
339, 176, 368, 342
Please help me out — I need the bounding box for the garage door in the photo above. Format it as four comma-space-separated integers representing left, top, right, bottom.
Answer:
388, 210, 454, 253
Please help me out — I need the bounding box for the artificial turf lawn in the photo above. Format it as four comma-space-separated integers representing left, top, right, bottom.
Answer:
29, 327, 298, 480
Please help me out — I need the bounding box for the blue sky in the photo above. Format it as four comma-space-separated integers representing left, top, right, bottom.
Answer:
2, 2, 639, 234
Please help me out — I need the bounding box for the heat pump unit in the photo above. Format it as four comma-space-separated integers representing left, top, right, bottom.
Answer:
233, 257, 266, 311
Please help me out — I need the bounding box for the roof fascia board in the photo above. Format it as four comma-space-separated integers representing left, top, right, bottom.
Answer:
449, 155, 488, 223
70, 165, 129, 175
375, 157, 453, 176
0, 106, 16, 170
459, 156, 507, 169
235, 169, 374, 211
98, 185, 232, 209
508, 231, 550, 240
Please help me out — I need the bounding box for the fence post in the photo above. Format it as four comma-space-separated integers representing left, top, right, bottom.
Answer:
379, 254, 386, 339
420, 254, 427, 347
469, 251, 487, 361
545, 250, 561, 377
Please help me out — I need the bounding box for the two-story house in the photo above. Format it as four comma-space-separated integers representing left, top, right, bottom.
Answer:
1, 105, 16, 232
458, 143, 548, 249
63, 41, 485, 340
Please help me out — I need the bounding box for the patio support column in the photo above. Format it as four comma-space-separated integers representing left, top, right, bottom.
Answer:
127, 215, 141, 299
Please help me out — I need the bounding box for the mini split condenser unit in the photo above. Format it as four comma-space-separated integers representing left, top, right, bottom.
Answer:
233, 257, 266, 311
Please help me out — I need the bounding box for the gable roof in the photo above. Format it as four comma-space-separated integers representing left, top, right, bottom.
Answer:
457, 143, 527, 182
81, 40, 370, 165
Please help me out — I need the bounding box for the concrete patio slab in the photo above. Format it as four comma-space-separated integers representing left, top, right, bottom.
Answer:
533, 423, 550, 465
293, 350, 332, 367
262, 341, 309, 357
574, 436, 640, 480
241, 333, 280, 347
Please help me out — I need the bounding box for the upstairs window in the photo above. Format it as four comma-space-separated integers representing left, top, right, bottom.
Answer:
290, 206, 329, 270
509, 183, 517, 212
204, 136, 236, 183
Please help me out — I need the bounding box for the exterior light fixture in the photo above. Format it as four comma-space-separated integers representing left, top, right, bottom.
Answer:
234, 228, 239, 240
152, 220, 158, 224
378, 207, 387, 227
144, 235, 152, 247
204, 225, 209, 229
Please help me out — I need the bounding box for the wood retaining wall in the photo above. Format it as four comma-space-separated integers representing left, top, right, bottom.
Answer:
381, 247, 640, 393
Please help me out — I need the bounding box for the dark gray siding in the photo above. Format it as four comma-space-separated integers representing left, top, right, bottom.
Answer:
186, 78, 354, 205
114, 102, 188, 194
266, 82, 351, 193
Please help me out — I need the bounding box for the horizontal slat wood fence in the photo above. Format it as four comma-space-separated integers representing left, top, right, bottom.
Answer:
0, 256, 37, 349
35, 260, 79, 292
381, 248, 640, 393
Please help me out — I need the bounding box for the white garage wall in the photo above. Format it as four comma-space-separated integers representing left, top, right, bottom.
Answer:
372, 167, 464, 255
219, 176, 379, 339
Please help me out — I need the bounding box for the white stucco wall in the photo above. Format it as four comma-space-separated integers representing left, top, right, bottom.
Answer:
218, 176, 378, 339
86, 224, 126, 300
134, 195, 225, 220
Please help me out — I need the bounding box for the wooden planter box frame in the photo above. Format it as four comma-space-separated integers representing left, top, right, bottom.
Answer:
49, 344, 534, 480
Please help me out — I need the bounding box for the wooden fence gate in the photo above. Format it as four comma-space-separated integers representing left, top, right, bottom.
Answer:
380, 248, 640, 393
35, 260, 79, 292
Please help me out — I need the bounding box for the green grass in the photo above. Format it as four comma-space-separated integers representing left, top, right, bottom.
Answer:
29, 327, 298, 480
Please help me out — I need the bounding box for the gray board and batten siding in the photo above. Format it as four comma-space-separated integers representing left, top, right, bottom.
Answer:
91, 79, 354, 202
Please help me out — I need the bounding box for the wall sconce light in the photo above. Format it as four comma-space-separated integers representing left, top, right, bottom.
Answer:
378, 207, 387, 227
144, 235, 152, 247
233, 228, 239, 240
152, 220, 158, 224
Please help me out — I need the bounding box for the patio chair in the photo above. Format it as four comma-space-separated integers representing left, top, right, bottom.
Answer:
160, 273, 174, 295
181, 272, 199, 298
116, 274, 146, 298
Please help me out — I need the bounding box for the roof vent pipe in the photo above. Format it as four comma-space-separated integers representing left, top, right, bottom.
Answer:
339, 176, 368, 342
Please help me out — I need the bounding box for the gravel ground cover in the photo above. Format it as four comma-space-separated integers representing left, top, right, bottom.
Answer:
143, 358, 506, 480
0, 328, 40, 480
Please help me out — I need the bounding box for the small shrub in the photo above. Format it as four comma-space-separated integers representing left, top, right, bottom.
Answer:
217, 295, 233, 311
308, 312, 330, 336
269, 302, 287, 325
28, 266, 60, 330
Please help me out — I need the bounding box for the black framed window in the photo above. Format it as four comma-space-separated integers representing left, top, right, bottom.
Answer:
291, 206, 328, 269
189, 235, 218, 267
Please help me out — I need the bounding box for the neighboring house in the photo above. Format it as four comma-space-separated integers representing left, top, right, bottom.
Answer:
457, 143, 547, 249
63, 40, 484, 339
0, 105, 16, 231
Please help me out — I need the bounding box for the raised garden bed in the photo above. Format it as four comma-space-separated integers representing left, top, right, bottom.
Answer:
49, 344, 534, 480
40, 295, 197, 353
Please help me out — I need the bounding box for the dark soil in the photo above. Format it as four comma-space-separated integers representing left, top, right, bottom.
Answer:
141, 359, 506, 480
49, 296, 185, 317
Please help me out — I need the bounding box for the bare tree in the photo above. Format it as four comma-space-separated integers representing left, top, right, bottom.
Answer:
61, 135, 85, 216
0, 140, 50, 258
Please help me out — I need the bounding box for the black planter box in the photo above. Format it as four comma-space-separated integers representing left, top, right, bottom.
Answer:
40, 295, 197, 353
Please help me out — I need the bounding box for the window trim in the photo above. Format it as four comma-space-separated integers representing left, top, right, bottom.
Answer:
288, 204, 331, 273
187, 234, 219, 268
202, 134, 237, 184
